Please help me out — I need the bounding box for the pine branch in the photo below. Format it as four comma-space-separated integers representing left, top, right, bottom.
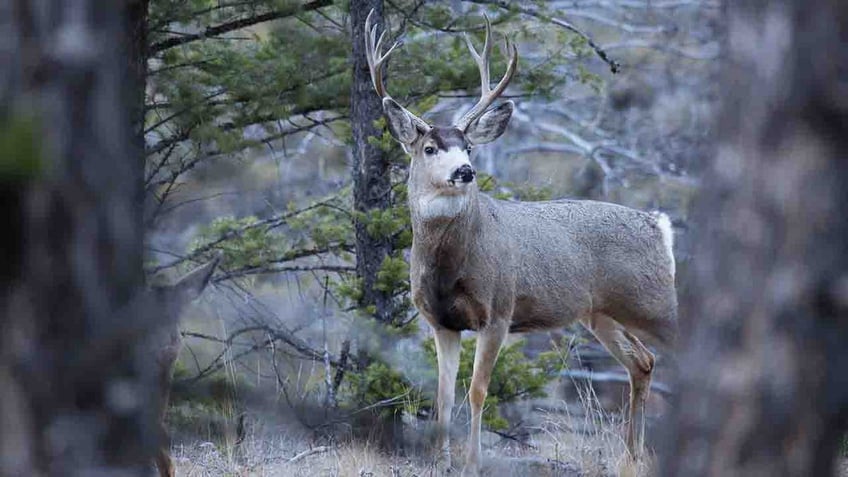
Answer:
214, 264, 354, 282
150, 0, 334, 54
147, 197, 341, 273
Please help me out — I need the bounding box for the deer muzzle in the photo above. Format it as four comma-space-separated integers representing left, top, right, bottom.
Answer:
450, 164, 476, 184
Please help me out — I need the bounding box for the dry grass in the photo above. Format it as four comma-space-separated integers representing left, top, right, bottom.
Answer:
532, 382, 654, 477
172, 382, 655, 477
173, 436, 433, 476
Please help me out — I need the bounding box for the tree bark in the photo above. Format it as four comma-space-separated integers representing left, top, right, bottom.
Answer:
0, 1, 158, 474
349, 0, 407, 452
350, 0, 396, 325
662, 1, 848, 475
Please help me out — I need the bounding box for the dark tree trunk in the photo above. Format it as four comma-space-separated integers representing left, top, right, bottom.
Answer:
350, 0, 396, 325
126, 0, 149, 155
348, 0, 406, 452
662, 1, 848, 475
0, 1, 158, 474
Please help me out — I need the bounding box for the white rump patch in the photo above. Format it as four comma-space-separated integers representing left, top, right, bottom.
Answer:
653, 212, 675, 278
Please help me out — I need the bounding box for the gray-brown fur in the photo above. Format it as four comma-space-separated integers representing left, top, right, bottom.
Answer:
427, 127, 469, 152
411, 193, 677, 345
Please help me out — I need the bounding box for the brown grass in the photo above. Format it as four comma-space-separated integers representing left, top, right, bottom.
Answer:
172, 382, 655, 477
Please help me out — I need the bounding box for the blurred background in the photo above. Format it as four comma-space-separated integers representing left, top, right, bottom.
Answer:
2, 1, 846, 476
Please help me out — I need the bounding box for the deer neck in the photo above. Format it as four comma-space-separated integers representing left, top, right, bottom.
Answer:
409, 185, 481, 269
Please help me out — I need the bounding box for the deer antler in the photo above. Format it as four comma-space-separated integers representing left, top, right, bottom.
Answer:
454, 15, 518, 131
364, 9, 430, 132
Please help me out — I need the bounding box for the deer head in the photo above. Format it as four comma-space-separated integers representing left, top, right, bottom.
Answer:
150, 254, 221, 324
365, 11, 518, 214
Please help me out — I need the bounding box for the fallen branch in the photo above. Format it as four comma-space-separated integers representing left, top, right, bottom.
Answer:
560, 369, 673, 396
286, 445, 333, 464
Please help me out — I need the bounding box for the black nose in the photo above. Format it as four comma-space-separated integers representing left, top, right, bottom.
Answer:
452, 164, 476, 183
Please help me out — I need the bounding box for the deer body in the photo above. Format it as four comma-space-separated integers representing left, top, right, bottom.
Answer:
412, 193, 676, 339
149, 257, 220, 477
362, 10, 677, 475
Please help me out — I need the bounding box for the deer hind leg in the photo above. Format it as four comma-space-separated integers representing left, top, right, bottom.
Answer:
155, 358, 177, 477
433, 327, 461, 472
462, 322, 508, 477
581, 313, 655, 459
154, 410, 175, 477
155, 440, 174, 477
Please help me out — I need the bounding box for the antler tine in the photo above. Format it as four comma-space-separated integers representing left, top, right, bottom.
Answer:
463, 14, 493, 96
364, 9, 384, 97
364, 9, 403, 98
362, 9, 430, 132
455, 19, 518, 131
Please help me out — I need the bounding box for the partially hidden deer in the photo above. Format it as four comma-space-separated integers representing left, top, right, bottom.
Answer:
363, 11, 677, 475
148, 256, 220, 477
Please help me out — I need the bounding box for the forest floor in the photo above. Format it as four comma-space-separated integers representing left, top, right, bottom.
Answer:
170, 390, 653, 477
172, 434, 848, 477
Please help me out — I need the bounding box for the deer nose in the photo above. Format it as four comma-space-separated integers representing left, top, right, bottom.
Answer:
451, 164, 476, 183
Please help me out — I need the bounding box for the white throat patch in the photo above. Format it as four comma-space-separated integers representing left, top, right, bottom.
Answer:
416, 193, 470, 221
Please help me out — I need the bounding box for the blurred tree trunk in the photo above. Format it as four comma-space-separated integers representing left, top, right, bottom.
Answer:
350, 0, 396, 325
127, 0, 149, 151
0, 1, 158, 475
662, 1, 848, 475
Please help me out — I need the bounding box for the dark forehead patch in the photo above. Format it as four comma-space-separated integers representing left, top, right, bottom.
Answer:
427, 127, 468, 151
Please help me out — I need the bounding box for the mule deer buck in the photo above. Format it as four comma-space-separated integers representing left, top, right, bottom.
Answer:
148, 256, 220, 477
364, 11, 677, 475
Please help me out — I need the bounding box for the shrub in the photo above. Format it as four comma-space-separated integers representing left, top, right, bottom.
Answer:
424, 337, 569, 430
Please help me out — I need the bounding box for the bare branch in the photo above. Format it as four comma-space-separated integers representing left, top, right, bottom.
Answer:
214, 264, 354, 282
561, 369, 672, 396
466, 0, 621, 74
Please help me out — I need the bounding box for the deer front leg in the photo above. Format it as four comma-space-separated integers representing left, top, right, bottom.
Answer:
462, 323, 508, 477
434, 327, 461, 472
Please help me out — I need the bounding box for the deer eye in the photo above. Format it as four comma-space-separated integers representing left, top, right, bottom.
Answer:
466, 144, 473, 153
424, 146, 436, 155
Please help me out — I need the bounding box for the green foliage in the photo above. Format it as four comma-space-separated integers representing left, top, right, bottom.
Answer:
0, 115, 42, 182
185, 192, 354, 282
376, 255, 409, 293
190, 215, 284, 270
424, 337, 568, 430
512, 183, 554, 202
476, 172, 498, 192
345, 359, 428, 417
334, 276, 364, 304
288, 196, 354, 251
477, 173, 554, 202
360, 207, 406, 242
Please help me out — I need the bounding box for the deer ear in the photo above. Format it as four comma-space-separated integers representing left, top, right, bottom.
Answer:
169, 254, 221, 301
383, 98, 422, 145
464, 101, 513, 145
